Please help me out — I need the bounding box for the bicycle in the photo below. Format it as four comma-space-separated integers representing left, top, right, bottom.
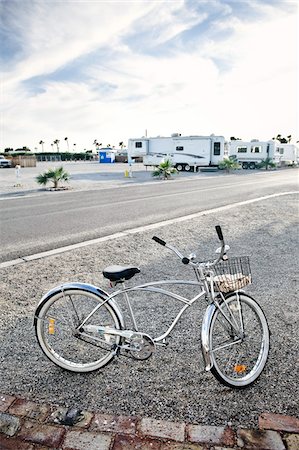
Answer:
34, 226, 270, 388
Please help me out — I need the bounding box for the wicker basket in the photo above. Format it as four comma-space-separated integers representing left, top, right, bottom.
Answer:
213, 256, 252, 293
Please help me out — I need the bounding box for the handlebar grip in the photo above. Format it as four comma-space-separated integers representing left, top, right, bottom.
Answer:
152, 236, 166, 246
215, 225, 224, 241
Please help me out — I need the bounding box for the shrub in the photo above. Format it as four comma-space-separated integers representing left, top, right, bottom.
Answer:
218, 158, 240, 173
257, 157, 276, 170
152, 159, 178, 180
36, 166, 70, 189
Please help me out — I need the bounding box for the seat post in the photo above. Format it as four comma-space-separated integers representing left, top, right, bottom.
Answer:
121, 283, 138, 331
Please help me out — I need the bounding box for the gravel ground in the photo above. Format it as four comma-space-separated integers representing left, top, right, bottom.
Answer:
0, 193, 298, 429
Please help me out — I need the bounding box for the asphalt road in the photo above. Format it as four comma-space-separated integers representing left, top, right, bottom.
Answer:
0, 170, 298, 262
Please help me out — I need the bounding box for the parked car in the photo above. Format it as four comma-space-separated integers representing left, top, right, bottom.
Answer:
0, 155, 12, 168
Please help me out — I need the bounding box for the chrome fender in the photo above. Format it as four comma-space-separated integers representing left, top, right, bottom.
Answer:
34, 282, 125, 330
201, 302, 217, 371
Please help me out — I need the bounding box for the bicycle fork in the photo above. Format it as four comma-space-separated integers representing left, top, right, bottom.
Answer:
201, 292, 244, 371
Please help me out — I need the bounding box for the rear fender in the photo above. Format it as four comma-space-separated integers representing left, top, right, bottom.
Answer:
33, 282, 125, 329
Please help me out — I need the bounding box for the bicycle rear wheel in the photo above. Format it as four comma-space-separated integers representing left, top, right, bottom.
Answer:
35, 288, 122, 372
209, 293, 270, 388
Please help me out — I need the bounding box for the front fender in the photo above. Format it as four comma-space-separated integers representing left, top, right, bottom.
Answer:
34, 282, 125, 329
201, 302, 217, 371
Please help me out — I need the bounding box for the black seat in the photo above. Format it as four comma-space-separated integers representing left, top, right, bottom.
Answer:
102, 265, 140, 282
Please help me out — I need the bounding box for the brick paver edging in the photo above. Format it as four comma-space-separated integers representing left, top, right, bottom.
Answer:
0, 394, 298, 449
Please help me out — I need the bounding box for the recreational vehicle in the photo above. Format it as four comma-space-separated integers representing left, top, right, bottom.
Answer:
127, 134, 225, 171
228, 140, 275, 169
274, 144, 298, 166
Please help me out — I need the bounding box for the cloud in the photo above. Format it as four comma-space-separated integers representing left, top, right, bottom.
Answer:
1, 0, 298, 150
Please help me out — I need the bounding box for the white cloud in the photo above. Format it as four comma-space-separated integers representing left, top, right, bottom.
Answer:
1, 0, 298, 151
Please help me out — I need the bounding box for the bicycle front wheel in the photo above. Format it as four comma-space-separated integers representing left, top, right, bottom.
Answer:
209, 293, 270, 388
35, 288, 122, 372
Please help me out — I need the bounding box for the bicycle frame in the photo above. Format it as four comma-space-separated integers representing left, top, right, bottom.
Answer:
76, 264, 246, 372
109, 279, 207, 343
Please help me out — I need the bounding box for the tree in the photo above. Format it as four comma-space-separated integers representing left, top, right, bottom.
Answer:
64, 137, 69, 151
272, 134, 292, 143
152, 159, 178, 180
36, 166, 70, 189
257, 157, 276, 170
93, 140, 102, 150
230, 136, 242, 141
39, 140, 45, 152
53, 139, 60, 152
218, 158, 240, 173
4, 148, 13, 152
15, 146, 31, 152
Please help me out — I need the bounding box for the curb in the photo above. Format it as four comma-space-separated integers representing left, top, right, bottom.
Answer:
0, 394, 298, 449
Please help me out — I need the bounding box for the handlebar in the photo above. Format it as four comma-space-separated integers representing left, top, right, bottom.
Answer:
152, 225, 226, 267
152, 236, 166, 246
215, 225, 224, 242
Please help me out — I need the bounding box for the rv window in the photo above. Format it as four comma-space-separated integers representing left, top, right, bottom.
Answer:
237, 147, 247, 153
213, 142, 221, 155
176, 146, 184, 151
135, 142, 142, 148
251, 146, 262, 153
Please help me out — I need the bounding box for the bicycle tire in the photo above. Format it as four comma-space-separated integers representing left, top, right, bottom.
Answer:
35, 288, 122, 372
209, 292, 270, 388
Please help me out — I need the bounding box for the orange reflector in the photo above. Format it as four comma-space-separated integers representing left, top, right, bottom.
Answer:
234, 364, 247, 374
48, 318, 55, 335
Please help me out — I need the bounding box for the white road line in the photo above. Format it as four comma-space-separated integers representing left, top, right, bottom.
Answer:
0, 191, 298, 269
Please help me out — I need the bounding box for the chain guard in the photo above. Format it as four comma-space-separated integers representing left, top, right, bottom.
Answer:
129, 333, 155, 360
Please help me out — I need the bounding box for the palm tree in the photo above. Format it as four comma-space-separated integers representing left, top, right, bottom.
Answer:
93, 140, 102, 150
36, 166, 70, 189
257, 157, 276, 170
39, 140, 45, 152
218, 158, 240, 173
152, 159, 178, 180
53, 139, 60, 152
64, 137, 70, 151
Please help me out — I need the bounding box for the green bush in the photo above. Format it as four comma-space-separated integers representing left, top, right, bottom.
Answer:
218, 158, 240, 172
257, 157, 276, 170
152, 159, 178, 180
36, 166, 70, 189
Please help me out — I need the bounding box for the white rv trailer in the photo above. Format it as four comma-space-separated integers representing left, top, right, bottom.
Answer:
127, 134, 225, 171
274, 143, 299, 166
228, 140, 275, 169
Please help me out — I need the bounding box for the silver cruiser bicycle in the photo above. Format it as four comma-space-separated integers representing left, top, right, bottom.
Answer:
34, 226, 270, 389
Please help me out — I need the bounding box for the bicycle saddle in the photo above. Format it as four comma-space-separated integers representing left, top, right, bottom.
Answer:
103, 265, 140, 282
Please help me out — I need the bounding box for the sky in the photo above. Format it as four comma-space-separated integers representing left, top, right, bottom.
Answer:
1, 0, 298, 152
